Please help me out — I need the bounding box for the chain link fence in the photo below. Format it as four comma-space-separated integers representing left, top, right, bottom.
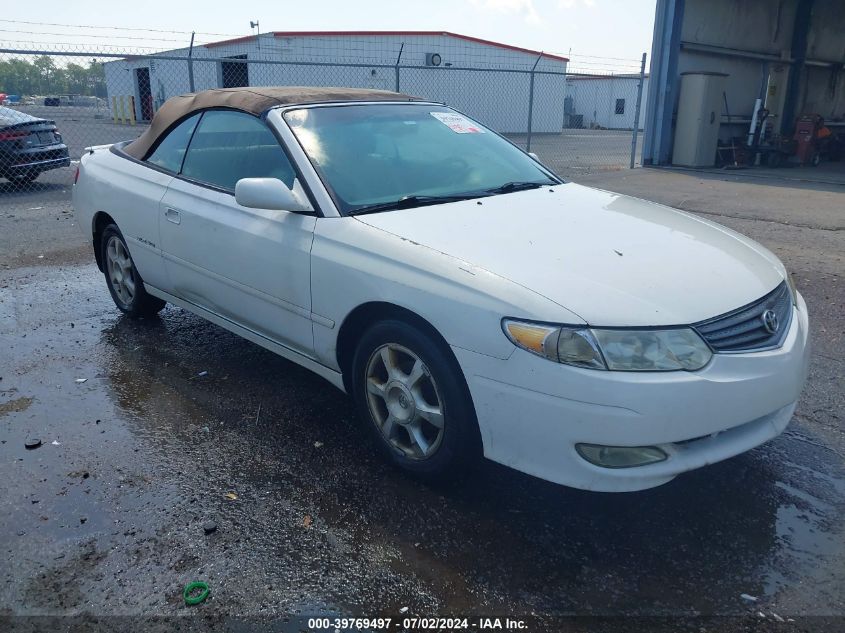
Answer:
1, 43, 646, 208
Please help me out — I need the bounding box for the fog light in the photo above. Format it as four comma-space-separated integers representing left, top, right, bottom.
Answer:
576, 444, 667, 468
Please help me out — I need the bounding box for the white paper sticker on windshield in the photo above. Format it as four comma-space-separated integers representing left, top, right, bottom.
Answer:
430, 112, 485, 134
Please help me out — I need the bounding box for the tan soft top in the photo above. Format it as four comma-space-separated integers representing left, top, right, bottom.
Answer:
123, 86, 422, 159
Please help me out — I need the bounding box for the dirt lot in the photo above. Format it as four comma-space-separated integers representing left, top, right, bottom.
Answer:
1, 167, 843, 632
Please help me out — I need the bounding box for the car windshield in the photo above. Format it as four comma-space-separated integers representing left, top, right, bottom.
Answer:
283, 103, 558, 215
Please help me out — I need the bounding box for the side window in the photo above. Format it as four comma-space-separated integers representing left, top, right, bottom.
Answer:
145, 114, 200, 172
180, 110, 296, 192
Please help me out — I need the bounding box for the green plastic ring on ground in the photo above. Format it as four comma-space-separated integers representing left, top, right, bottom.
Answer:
183, 581, 210, 606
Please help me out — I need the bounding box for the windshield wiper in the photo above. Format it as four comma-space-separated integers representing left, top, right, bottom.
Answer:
347, 182, 555, 216
485, 181, 552, 194
348, 193, 486, 216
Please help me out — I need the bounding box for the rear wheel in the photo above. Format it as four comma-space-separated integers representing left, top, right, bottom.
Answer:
100, 224, 165, 317
352, 319, 481, 481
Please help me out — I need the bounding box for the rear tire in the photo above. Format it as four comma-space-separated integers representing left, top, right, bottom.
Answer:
100, 224, 165, 317
351, 319, 481, 482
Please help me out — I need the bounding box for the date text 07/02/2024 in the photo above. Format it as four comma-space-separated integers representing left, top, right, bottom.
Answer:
306, 617, 528, 630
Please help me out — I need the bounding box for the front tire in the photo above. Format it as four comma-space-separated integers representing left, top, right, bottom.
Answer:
100, 224, 165, 317
351, 319, 481, 481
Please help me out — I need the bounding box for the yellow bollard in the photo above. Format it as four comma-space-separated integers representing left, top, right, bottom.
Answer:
128, 96, 136, 126
111, 96, 118, 124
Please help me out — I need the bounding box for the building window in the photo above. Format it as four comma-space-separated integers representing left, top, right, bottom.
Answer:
615, 98, 626, 115
221, 55, 249, 88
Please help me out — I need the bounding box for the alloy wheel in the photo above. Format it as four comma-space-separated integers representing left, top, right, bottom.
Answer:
106, 236, 136, 305
364, 343, 445, 460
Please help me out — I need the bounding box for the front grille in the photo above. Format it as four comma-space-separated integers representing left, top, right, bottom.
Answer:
694, 281, 793, 352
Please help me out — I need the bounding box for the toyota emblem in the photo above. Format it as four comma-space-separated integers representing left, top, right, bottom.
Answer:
762, 309, 779, 334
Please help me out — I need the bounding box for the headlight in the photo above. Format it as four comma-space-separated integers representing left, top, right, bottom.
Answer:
592, 328, 712, 371
502, 321, 605, 369
503, 319, 712, 372
786, 271, 798, 306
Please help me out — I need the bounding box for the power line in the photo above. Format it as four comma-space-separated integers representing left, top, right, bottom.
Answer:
0, 28, 215, 44
566, 65, 643, 73
0, 18, 240, 38
567, 59, 642, 67
556, 52, 646, 62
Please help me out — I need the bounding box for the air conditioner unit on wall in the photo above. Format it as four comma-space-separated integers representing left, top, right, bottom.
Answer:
425, 53, 442, 67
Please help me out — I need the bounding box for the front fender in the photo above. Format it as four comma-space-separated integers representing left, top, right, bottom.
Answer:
310, 218, 583, 370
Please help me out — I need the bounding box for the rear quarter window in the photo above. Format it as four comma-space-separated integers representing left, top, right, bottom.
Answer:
145, 114, 200, 173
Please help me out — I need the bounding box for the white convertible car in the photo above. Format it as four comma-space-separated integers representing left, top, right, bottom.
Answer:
72, 87, 810, 492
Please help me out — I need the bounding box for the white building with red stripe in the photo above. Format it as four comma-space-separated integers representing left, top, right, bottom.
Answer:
104, 31, 568, 134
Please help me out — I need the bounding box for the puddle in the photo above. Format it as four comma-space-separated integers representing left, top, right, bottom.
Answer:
1, 262, 844, 618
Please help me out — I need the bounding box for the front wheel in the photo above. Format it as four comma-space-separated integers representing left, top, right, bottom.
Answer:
351, 319, 481, 481
100, 225, 165, 317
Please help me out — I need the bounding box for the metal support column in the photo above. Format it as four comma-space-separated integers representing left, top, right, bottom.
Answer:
780, 0, 815, 136
642, 0, 685, 165
630, 52, 648, 168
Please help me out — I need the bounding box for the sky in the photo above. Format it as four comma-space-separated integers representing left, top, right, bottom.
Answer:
1, 0, 657, 73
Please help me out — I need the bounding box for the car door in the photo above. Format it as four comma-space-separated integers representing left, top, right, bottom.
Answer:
127, 113, 201, 290
158, 109, 317, 355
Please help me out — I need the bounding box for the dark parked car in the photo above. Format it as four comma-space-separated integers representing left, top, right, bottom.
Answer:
0, 106, 70, 184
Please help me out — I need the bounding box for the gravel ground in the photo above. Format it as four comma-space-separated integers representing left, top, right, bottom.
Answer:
0, 166, 843, 632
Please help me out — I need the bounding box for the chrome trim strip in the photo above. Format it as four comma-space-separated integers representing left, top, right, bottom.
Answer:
8, 156, 70, 170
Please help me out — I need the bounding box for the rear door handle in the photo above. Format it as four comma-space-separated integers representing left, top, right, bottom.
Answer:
164, 208, 181, 225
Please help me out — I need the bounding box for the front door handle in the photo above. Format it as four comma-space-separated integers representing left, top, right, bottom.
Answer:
164, 208, 181, 225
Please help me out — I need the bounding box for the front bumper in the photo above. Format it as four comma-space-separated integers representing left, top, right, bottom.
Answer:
453, 293, 811, 492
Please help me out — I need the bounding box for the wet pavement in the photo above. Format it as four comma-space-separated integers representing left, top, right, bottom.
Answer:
1, 170, 845, 632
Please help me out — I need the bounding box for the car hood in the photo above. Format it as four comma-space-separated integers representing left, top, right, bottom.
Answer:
0, 106, 45, 128
355, 183, 786, 326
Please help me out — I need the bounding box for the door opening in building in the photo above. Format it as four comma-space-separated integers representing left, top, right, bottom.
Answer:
221, 55, 249, 88
135, 68, 153, 121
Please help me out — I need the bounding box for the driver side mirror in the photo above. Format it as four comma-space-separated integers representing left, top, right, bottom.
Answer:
235, 178, 312, 213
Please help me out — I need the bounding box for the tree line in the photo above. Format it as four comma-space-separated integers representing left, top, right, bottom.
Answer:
0, 56, 106, 97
